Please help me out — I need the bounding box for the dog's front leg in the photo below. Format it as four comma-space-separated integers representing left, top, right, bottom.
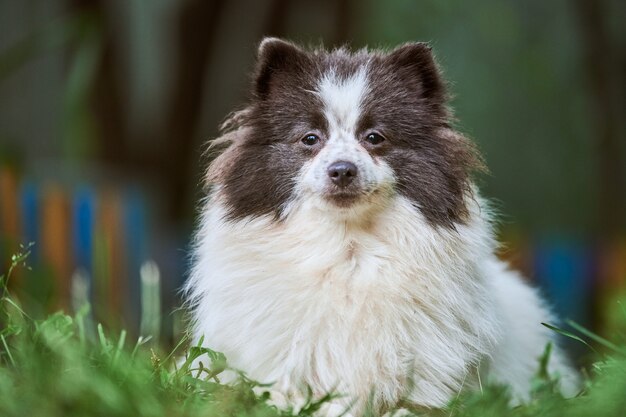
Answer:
253, 387, 306, 412
254, 387, 355, 417
316, 402, 355, 417
382, 409, 414, 417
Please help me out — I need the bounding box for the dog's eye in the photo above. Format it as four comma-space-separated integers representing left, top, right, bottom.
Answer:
301, 134, 320, 146
365, 132, 385, 145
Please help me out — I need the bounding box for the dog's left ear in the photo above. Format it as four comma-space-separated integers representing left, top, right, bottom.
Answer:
254, 37, 310, 100
386, 42, 445, 103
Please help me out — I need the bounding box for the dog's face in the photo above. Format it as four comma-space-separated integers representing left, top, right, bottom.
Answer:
214, 38, 480, 228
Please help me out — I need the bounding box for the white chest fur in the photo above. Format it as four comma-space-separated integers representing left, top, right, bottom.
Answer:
186, 194, 503, 409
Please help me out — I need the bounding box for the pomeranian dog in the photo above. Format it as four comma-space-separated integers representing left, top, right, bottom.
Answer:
184, 38, 579, 416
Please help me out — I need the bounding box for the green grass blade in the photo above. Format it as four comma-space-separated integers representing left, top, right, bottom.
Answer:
565, 320, 626, 355
0, 334, 15, 366
97, 323, 108, 349
541, 322, 598, 354
112, 329, 126, 365
163, 332, 189, 366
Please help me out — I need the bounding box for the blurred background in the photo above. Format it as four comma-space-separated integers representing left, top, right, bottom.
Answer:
0, 0, 625, 362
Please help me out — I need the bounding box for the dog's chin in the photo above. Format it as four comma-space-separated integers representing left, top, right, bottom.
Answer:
325, 191, 362, 208
305, 185, 389, 216
323, 184, 386, 210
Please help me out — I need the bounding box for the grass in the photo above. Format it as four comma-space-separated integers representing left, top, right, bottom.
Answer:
1, 249, 626, 416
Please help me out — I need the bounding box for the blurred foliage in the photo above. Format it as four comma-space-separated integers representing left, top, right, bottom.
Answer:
353, 0, 625, 234
0, 9, 102, 170
61, 13, 102, 166
2, 0, 624, 235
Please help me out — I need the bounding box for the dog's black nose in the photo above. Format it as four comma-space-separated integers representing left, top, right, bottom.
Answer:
327, 161, 357, 187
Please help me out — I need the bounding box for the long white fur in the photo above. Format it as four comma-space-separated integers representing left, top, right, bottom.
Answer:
185, 64, 579, 416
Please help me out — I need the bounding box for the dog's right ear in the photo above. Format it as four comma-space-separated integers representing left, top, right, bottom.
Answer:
386, 42, 445, 104
254, 37, 309, 100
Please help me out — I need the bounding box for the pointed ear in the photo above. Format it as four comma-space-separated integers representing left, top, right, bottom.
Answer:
386, 42, 445, 102
254, 37, 310, 100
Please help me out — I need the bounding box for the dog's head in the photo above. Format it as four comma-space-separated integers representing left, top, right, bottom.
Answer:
209, 38, 482, 228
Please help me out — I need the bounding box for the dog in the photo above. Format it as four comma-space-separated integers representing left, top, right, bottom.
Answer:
184, 38, 579, 416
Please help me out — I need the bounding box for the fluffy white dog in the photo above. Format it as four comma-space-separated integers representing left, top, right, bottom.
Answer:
184, 38, 579, 416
